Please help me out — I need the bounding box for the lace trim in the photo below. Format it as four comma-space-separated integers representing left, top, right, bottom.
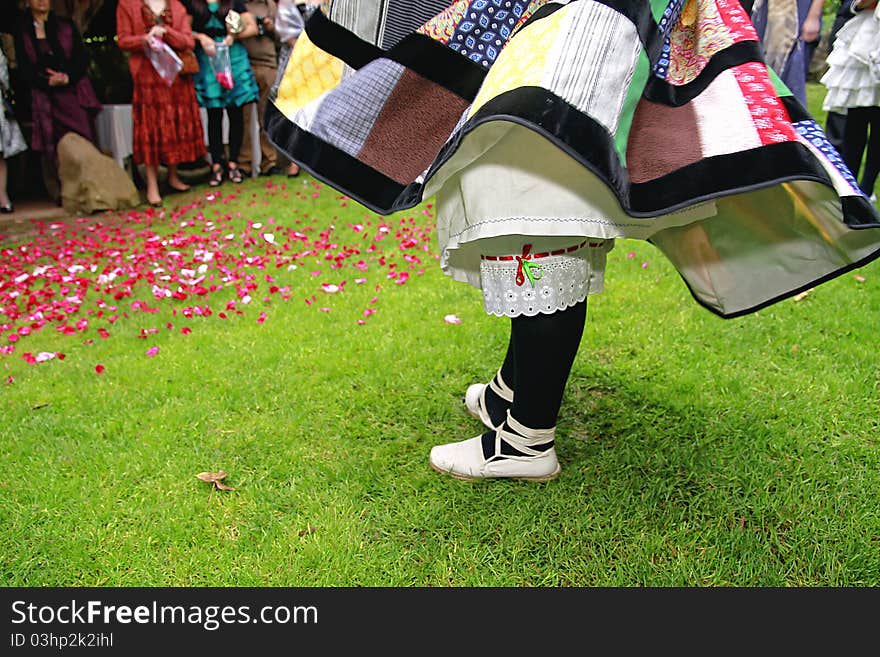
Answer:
479, 240, 607, 317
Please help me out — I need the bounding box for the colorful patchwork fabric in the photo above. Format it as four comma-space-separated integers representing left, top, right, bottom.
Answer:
265, 0, 880, 318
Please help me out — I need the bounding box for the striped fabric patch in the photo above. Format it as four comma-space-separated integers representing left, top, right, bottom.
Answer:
546, 1, 641, 136
378, 0, 455, 48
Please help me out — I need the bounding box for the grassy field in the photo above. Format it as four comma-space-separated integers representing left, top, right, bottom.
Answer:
1, 85, 878, 587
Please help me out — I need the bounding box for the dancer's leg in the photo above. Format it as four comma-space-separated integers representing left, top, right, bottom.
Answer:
507, 301, 586, 430
858, 107, 880, 198
843, 107, 870, 182
465, 326, 516, 428
433, 301, 587, 481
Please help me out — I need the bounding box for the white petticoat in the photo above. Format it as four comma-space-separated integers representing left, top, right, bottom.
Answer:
479, 238, 613, 317
821, 6, 880, 113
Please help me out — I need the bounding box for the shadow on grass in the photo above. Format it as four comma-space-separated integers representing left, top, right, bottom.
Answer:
340, 366, 875, 585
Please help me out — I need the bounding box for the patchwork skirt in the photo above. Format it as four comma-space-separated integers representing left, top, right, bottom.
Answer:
265, 0, 880, 319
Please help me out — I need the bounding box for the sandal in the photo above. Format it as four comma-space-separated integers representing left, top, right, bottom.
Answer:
209, 164, 224, 187
228, 163, 243, 184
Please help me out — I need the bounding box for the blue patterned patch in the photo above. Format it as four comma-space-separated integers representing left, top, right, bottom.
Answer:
795, 119, 865, 196
652, 0, 686, 80
449, 0, 533, 68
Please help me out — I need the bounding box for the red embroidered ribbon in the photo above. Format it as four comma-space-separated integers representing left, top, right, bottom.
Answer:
514, 244, 533, 287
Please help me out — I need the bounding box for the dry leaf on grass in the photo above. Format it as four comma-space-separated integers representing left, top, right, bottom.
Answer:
792, 289, 812, 302
298, 526, 317, 537
196, 470, 235, 491
854, 274, 866, 283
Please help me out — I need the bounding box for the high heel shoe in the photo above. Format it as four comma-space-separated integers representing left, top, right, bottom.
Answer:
0, 203, 12, 214
227, 163, 243, 184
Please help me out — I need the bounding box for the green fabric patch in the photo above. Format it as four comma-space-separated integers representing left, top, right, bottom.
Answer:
651, 0, 670, 22
614, 49, 650, 168
765, 64, 793, 98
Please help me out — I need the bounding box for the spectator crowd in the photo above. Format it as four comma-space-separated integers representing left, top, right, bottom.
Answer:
0, 0, 307, 211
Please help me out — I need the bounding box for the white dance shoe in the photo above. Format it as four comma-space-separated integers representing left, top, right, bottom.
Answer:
430, 412, 560, 481
464, 370, 514, 429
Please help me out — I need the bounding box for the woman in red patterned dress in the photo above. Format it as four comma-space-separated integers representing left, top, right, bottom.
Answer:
117, 0, 207, 206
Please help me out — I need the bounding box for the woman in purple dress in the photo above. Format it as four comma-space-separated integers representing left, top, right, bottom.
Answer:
14, 0, 102, 201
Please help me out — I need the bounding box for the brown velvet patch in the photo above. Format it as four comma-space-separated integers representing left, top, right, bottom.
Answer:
626, 98, 703, 184
357, 69, 470, 185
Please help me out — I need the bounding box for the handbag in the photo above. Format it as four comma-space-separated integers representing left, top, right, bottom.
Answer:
179, 48, 199, 75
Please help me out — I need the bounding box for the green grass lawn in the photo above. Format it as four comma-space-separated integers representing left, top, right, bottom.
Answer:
2, 87, 878, 587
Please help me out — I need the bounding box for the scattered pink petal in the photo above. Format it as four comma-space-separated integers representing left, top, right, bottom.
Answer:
444, 314, 462, 325
95, 364, 105, 374
181, 327, 192, 335
641, 262, 649, 269
146, 346, 160, 357
262, 233, 275, 244
627, 252, 636, 259
322, 283, 340, 294
257, 312, 267, 324
5, 376, 13, 385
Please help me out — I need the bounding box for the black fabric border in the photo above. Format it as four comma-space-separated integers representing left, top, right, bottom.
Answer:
643, 41, 765, 107
594, 0, 664, 63
780, 94, 812, 123
267, 83, 880, 223
263, 102, 423, 214
386, 33, 487, 100
305, 10, 381, 71
305, 10, 486, 100
431, 87, 852, 217
519, 2, 566, 30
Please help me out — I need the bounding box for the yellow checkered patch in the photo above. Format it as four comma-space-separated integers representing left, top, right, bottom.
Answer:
467, 9, 563, 119
275, 32, 345, 119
